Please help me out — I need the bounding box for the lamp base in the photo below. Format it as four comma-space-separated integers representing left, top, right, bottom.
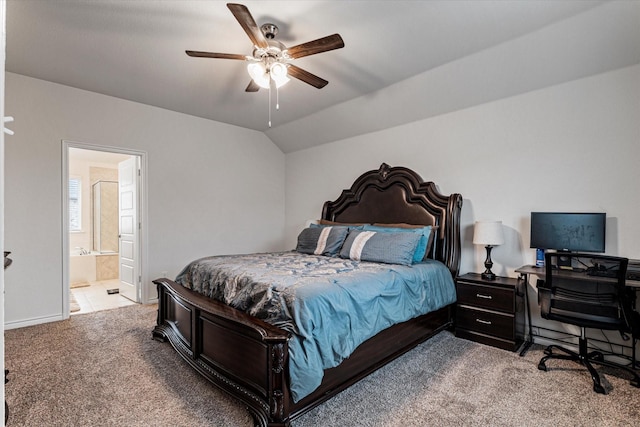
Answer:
482, 245, 496, 281
481, 271, 496, 281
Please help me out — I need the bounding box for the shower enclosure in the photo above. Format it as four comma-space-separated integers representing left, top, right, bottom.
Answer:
92, 180, 119, 253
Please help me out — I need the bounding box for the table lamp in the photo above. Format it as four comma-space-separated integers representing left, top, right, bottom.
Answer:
473, 220, 505, 281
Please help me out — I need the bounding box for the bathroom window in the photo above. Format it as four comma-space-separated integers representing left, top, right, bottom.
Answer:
69, 177, 82, 231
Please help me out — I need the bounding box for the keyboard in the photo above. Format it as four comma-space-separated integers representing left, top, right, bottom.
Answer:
586, 269, 618, 278
554, 266, 585, 272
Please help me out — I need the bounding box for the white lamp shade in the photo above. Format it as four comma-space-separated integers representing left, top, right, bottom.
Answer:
270, 62, 289, 88
473, 221, 505, 246
272, 73, 290, 88
247, 62, 270, 89
270, 62, 288, 78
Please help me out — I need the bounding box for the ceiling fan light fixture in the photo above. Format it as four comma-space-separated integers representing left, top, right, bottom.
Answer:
270, 62, 289, 88
270, 62, 287, 77
272, 74, 290, 88
247, 61, 289, 89
247, 62, 270, 89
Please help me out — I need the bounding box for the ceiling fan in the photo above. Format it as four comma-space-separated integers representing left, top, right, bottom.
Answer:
186, 3, 345, 93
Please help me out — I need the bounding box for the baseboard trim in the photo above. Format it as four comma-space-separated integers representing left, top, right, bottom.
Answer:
4, 313, 64, 330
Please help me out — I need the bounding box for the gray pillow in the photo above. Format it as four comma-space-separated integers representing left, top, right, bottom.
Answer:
363, 224, 433, 263
339, 230, 421, 266
296, 226, 349, 256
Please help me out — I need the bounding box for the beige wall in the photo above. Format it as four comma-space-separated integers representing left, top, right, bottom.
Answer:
4, 72, 286, 327
285, 65, 640, 269
284, 64, 640, 355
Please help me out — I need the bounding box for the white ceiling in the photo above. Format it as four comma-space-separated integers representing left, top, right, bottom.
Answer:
6, 1, 640, 153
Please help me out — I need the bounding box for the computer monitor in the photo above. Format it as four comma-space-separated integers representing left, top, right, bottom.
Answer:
530, 212, 606, 254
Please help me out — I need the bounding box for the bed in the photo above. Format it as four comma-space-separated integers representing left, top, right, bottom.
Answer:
152, 163, 463, 427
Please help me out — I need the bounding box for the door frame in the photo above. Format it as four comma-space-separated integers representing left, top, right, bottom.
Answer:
62, 140, 148, 317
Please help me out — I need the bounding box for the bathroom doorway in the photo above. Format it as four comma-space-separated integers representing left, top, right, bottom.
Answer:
63, 142, 146, 316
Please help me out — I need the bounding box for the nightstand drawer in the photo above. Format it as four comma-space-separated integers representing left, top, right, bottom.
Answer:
456, 306, 515, 340
456, 282, 514, 313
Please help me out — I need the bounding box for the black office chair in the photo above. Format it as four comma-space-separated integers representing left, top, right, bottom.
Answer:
537, 252, 640, 394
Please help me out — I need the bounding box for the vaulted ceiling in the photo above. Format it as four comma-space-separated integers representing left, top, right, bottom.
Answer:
6, 1, 640, 152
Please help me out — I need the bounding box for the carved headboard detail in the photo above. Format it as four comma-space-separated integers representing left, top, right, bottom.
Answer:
322, 163, 463, 277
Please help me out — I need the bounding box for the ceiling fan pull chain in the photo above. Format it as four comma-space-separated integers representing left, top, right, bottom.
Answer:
276, 86, 280, 111
268, 83, 272, 128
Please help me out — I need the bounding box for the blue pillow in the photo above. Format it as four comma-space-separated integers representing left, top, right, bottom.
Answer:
339, 230, 420, 266
363, 224, 433, 263
296, 226, 349, 256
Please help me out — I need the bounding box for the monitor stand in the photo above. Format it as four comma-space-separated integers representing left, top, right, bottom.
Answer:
557, 250, 573, 269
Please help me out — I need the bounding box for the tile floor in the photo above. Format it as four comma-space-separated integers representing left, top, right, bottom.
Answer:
70, 279, 137, 315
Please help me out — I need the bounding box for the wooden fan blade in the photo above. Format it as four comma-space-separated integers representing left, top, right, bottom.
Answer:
245, 80, 260, 92
288, 65, 328, 89
186, 50, 247, 60
286, 34, 345, 59
227, 3, 268, 49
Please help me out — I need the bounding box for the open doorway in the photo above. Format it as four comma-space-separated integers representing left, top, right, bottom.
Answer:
63, 141, 146, 316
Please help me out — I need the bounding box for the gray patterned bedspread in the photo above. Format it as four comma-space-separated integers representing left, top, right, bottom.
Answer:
175, 251, 456, 402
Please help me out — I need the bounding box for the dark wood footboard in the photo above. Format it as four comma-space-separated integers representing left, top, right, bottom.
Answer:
153, 277, 291, 427
154, 278, 453, 427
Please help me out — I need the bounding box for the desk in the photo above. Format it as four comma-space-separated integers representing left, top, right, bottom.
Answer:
515, 264, 639, 364
516, 264, 640, 288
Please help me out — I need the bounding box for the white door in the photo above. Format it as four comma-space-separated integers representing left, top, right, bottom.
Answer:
118, 156, 139, 302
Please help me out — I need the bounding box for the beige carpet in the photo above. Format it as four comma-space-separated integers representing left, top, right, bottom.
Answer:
5, 304, 252, 427
4, 304, 640, 426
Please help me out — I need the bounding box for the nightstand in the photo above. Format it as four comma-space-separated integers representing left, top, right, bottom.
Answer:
455, 273, 525, 351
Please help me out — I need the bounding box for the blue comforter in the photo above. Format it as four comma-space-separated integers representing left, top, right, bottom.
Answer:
175, 251, 456, 402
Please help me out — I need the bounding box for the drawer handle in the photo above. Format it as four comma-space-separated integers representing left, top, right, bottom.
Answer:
476, 293, 492, 300
475, 318, 492, 325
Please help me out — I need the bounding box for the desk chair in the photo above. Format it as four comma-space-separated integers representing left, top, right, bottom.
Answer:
537, 252, 640, 394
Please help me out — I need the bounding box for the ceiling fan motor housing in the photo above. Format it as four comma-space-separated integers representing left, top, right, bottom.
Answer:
261, 23, 278, 39
253, 40, 290, 62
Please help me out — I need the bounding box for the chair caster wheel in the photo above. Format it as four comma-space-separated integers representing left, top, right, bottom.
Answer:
544, 348, 552, 356
630, 378, 640, 388
593, 383, 607, 394
538, 362, 547, 371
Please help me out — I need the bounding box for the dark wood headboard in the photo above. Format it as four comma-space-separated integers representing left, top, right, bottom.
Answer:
322, 163, 463, 277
